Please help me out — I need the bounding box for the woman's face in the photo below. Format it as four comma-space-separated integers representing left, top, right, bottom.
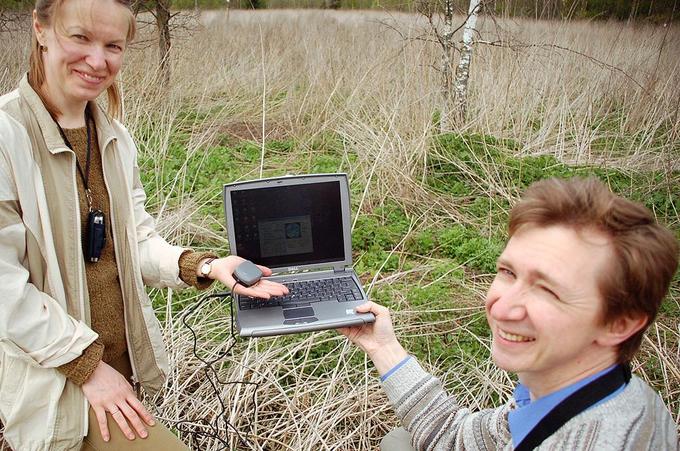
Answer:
34, 0, 131, 113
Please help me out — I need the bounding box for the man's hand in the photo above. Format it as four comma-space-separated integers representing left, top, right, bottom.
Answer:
338, 301, 408, 376
199, 255, 289, 299
81, 361, 155, 442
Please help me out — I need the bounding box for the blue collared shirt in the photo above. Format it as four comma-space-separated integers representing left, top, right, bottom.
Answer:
508, 364, 627, 447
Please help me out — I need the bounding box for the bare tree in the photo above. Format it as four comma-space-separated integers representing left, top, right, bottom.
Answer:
628, 0, 640, 23
131, 0, 200, 87
156, 0, 172, 87
418, 0, 485, 131
438, 0, 456, 132
540, 0, 562, 20
132, 0, 172, 86
389, 0, 656, 133
451, 0, 481, 127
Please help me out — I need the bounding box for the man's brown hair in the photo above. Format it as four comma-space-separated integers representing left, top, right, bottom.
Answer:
508, 177, 678, 363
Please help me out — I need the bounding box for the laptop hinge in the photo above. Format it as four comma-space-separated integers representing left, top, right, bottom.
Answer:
333, 266, 349, 273
271, 267, 336, 277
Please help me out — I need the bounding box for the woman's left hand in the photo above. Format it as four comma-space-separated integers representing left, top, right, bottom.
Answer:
202, 255, 289, 299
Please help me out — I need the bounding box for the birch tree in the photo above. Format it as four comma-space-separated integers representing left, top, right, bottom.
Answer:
451, 0, 481, 128
421, 0, 483, 131
438, 0, 455, 132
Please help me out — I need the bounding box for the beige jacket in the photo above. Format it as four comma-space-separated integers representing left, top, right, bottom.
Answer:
0, 77, 190, 450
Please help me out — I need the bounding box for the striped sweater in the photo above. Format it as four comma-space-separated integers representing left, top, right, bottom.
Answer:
381, 357, 679, 450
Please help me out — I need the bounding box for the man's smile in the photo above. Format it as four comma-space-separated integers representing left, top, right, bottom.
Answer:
497, 328, 535, 343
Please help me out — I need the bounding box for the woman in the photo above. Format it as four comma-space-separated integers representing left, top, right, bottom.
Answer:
0, 0, 286, 449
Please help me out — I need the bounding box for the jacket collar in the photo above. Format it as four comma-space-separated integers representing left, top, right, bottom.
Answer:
19, 74, 118, 155
90, 100, 118, 156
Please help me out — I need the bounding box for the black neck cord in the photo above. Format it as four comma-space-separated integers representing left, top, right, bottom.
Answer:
174, 284, 260, 449
515, 363, 631, 451
55, 107, 95, 209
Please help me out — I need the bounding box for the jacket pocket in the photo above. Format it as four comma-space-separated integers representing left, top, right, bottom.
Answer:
0, 343, 29, 415
0, 340, 41, 367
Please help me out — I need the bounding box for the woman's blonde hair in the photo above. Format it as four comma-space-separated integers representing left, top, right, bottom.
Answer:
28, 0, 136, 120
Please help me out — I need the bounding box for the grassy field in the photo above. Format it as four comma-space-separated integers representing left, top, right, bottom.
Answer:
1, 10, 678, 450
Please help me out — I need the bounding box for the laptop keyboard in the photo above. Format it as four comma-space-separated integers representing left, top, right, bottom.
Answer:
239, 276, 364, 310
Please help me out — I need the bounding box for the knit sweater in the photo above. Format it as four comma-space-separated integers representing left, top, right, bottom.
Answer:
55, 124, 215, 385
381, 357, 679, 450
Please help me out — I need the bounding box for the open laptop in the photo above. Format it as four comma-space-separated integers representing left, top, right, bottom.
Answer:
223, 173, 375, 337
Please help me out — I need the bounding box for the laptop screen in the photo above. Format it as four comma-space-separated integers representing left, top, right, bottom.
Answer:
229, 180, 345, 268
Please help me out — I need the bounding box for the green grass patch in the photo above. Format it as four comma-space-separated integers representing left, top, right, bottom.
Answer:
138, 118, 677, 390
428, 132, 679, 228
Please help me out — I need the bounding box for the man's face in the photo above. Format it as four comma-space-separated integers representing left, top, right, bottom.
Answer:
485, 224, 617, 397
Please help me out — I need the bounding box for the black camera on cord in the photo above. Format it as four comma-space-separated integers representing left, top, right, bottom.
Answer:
85, 209, 106, 262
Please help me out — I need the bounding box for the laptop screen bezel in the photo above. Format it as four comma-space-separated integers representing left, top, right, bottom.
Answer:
223, 173, 353, 273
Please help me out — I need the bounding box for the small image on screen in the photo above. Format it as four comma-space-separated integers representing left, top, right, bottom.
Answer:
230, 180, 345, 268
285, 222, 302, 239
258, 215, 313, 258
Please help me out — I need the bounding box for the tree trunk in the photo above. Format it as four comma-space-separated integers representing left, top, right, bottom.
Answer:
439, 0, 455, 133
629, 0, 640, 23
451, 0, 481, 128
545, 0, 563, 19
156, 0, 172, 87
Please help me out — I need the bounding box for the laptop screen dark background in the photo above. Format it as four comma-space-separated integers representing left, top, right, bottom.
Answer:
230, 181, 345, 268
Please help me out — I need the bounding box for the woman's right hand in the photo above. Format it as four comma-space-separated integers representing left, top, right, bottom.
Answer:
81, 361, 155, 442
337, 301, 408, 376
204, 255, 289, 299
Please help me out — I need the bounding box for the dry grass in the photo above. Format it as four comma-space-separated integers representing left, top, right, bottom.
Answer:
123, 10, 680, 165
153, 275, 508, 450
1, 9, 678, 450
114, 10, 680, 228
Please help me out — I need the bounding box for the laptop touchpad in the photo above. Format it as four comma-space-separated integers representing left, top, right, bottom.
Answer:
283, 307, 315, 319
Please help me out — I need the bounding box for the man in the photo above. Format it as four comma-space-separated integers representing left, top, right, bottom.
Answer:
340, 177, 679, 450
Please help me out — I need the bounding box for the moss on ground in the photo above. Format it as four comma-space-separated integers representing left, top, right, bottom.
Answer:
141, 123, 678, 383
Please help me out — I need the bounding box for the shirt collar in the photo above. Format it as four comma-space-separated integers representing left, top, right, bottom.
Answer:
508, 364, 620, 447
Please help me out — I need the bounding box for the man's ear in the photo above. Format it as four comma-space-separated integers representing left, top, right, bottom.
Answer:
597, 314, 648, 347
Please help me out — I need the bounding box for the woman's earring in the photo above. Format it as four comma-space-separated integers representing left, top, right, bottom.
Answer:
40, 44, 48, 52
